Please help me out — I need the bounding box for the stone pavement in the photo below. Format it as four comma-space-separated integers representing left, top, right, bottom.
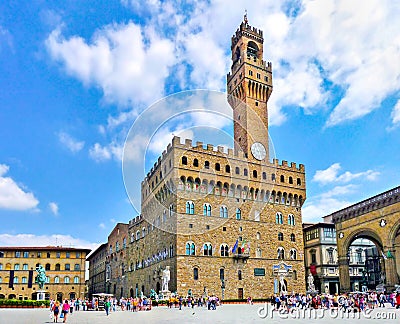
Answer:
0, 304, 399, 324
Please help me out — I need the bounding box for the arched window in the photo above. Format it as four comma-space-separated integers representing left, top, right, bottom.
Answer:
193, 268, 199, 280
297, 178, 301, 185
278, 232, 283, 241
55, 264, 60, 271
46, 276, 50, 283
289, 176, 293, 184
220, 206, 228, 218
244, 169, 248, 176
203, 203, 211, 216
290, 234, 296, 242
277, 247, 285, 260
21, 277, 27, 284
253, 170, 257, 178
220, 244, 229, 257
238, 270, 242, 280
235, 167, 240, 174
136, 230, 140, 240
14, 264, 20, 270
64, 276, 70, 284
23, 264, 28, 270
215, 163, 220, 171
186, 201, 195, 214
54, 276, 60, 284
186, 242, 195, 255
203, 243, 212, 256
13, 276, 19, 283
225, 165, 230, 173
256, 232, 261, 240
142, 227, 146, 238
236, 208, 241, 220
290, 249, 297, 260
256, 248, 262, 258
262, 172, 267, 180
45, 263, 50, 271
280, 175, 285, 183
74, 276, 79, 284
193, 159, 199, 167
275, 212, 283, 224
204, 161, 210, 169
288, 214, 295, 226
181, 156, 187, 165
271, 173, 276, 181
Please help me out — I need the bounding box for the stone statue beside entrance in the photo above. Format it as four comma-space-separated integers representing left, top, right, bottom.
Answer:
162, 266, 170, 292
307, 273, 316, 292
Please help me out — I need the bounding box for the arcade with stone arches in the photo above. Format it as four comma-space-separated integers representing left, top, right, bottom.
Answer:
330, 186, 400, 292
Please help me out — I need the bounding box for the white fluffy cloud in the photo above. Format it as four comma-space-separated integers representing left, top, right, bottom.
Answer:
89, 142, 122, 162
313, 163, 380, 185
0, 164, 39, 211
391, 99, 400, 126
0, 233, 99, 251
46, 22, 176, 107
49, 202, 59, 216
58, 132, 85, 153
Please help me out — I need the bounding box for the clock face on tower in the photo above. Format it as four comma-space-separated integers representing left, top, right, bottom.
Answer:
251, 142, 266, 160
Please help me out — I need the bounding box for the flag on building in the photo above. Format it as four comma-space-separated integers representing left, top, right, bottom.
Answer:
387, 250, 394, 259
232, 239, 239, 253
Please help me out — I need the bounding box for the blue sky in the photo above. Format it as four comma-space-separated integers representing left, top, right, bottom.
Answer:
0, 0, 399, 249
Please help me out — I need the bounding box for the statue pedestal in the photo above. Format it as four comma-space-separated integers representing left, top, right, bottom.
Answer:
159, 290, 171, 300
37, 290, 46, 301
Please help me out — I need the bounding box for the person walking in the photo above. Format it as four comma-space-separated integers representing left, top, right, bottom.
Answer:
52, 300, 60, 323
396, 293, 400, 309
105, 298, 111, 316
62, 299, 70, 323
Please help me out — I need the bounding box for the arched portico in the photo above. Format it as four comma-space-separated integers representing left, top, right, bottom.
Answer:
330, 186, 400, 293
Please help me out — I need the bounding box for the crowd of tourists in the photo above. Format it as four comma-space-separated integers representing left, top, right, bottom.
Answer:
271, 291, 400, 312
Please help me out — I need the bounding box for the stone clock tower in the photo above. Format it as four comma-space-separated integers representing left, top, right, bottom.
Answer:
227, 14, 273, 161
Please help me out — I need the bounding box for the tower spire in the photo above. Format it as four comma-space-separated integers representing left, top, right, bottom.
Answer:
244, 9, 248, 24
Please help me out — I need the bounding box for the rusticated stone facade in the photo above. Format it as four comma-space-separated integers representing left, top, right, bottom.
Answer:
87, 243, 107, 299
123, 17, 307, 300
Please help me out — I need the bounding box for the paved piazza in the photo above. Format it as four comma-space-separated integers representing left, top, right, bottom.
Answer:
0, 305, 399, 324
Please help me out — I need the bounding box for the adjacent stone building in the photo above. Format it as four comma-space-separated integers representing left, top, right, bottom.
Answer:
105, 223, 129, 298
124, 16, 307, 300
87, 242, 107, 299
0, 246, 90, 301
303, 222, 375, 294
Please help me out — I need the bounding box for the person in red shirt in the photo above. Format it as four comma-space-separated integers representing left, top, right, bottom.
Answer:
396, 293, 400, 309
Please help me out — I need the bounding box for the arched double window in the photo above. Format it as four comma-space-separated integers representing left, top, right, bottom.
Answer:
236, 208, 242, 220
203, 243, 212, 256
220, 206, 228, 218
220, 244, 229, 257
288, 214, 295, 226
74, 276, 79, 284
64, 276, 70, 284
186, 201, 195, 214
290, 233, 296, 242
185, 242, 196, 256
203, 203, 211, 216
290, 249, 297, 260
275, 212, 283, 224
278, 232, 284, 241
54, 276, 60, 284
181, 156, 187, 165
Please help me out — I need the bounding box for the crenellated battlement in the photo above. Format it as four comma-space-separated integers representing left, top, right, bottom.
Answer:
169, 136, 303, 171
231, 21, 263, 48
227, 58, 272, 82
